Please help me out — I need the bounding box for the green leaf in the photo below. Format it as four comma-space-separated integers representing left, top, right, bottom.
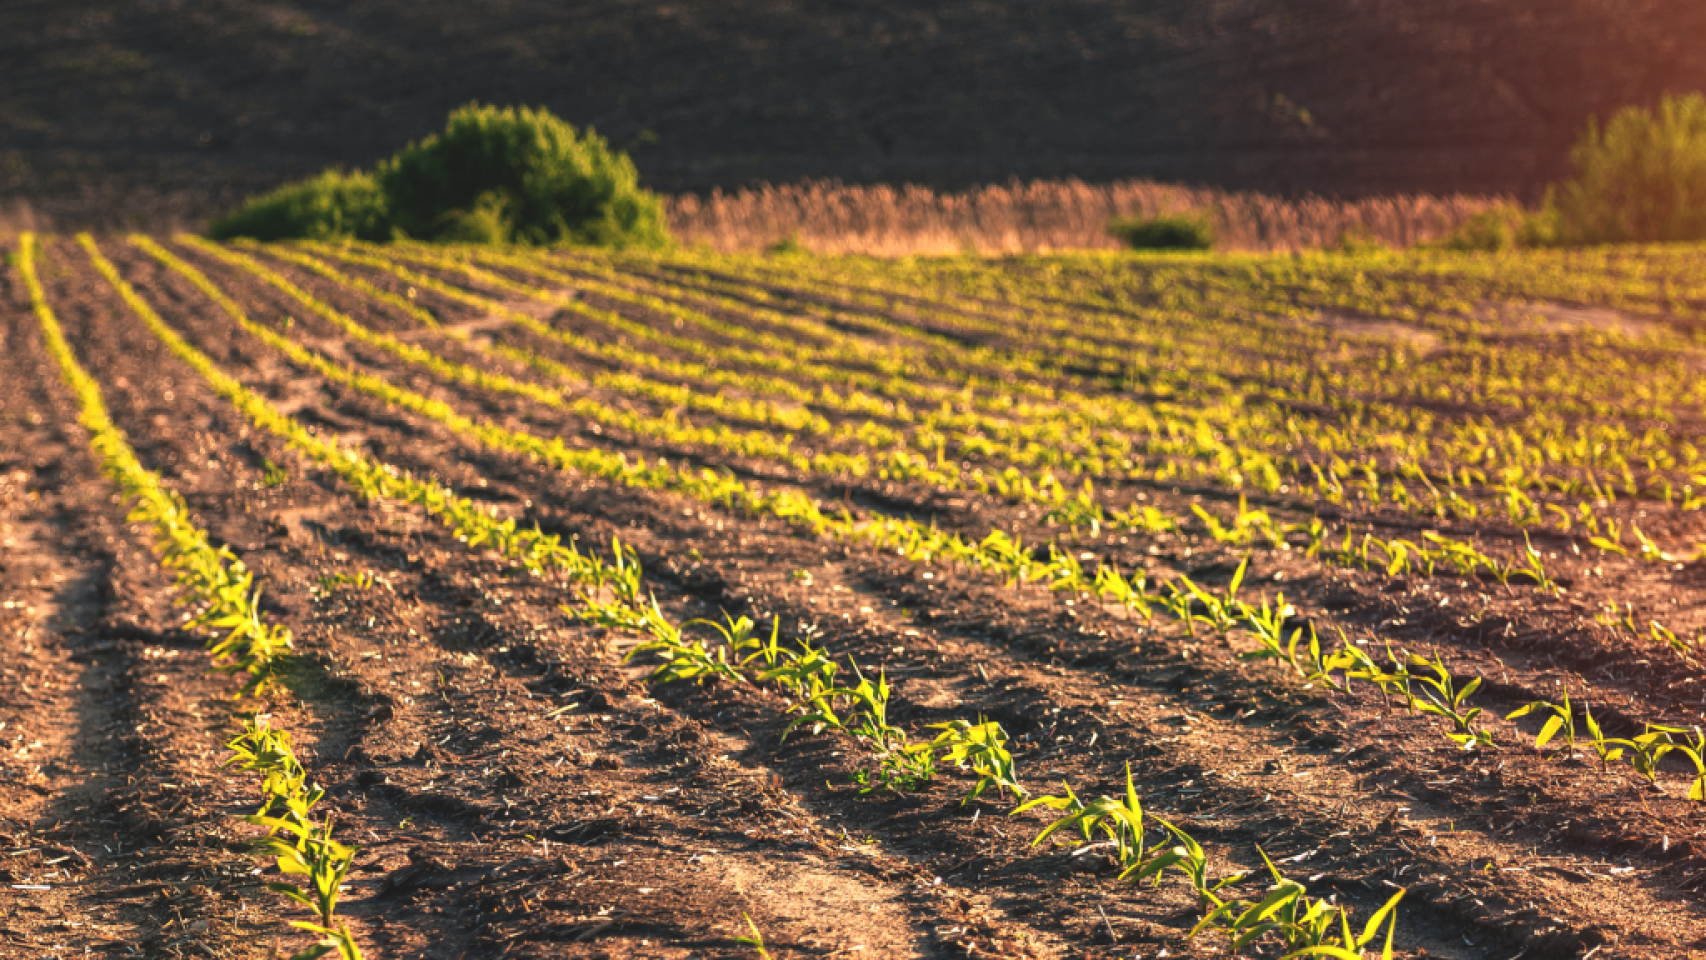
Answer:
1355, 888, 1405, 948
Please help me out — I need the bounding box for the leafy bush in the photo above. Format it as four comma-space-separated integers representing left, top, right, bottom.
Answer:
209, 104, 669, 248
208, 170, 389, 243
379, 104, 669, 247
1107, 213, 1215, 250
1552, 92, 1706, 244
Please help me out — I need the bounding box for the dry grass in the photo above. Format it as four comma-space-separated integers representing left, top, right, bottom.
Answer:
666, 179, 1505, 255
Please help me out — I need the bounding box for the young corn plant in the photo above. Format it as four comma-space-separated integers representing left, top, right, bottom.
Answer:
1507, 689, 1578, 754
1112, 502, 1178, 535
609, 601, 749, 687
1333, 639, 1404, 706
261, 458, 290, 489
249, 814, 363, 960
1510, 533, 1561, 596
1191, 847, 1404, 959
842, 664, 937, 793
732, 912, 773, 959
1649, 620, 1699, 664
1147, 822, 1245, 911
1632, 522, 1673, 564
1583, 705, 1629, 771
1665, 728, 1706, 803
1015, 765, 1171, 881
1043, 478, 1104, 535
1161, 581, 1203, 639
1092, 564, 1159, 625
928, 719, 1025, 804
1175, 557, 1249, 639
1240, 616, 1352, 695
1402, 653, 1495, 750
1626, 725, 1688, 785
224, 717, 324, 823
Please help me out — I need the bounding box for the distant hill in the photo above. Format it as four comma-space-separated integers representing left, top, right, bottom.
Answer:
3, 0, 1703, 229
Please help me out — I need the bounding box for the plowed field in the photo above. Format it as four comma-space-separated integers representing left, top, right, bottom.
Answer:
3, 237, 1705, 959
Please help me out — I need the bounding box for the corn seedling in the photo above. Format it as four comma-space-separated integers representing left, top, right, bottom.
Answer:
224, 717, 325, 824
1662, 728, 1706, 802
732, 912, 773, 959
1401, 653, 1495, 750
1191, 847, 1404, 959
1632, 522, 1673, 563
614, 603, 750, 687
1016, 764, 1177, 884
249, 813, 361, 960
1583, 705, 1628, 771
1649, 620, 1699, 663
1148, 822, 1245, 910
1624, 724, 1690, 784
845, 664, 937, 793
1507, 689, 1578, 753
261, 458, 290, 489
1175, 557, 1250, 638
928, 719, 1025, 804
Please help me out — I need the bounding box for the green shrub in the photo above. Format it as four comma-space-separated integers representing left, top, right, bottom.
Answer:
1552, 92, 1706, 244
209, 104, 670, 248
208, 170, 389, 243
379, 104, 669, 247
1107, 213, 1215, 250
431, 190, 512, 245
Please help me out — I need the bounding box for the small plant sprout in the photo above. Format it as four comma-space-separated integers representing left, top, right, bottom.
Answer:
1402, 653, 1494, 750
261, 457, 290, 489
1583, 705, 1628, 771
928, 719, 1025, 804
614, 604, 749, 687
1667, 728, 1706, 803
250, 813, 362, 960
1649, 620, 1699, 663
843, 663, 936, 793
1627, 724, 1688, 784
1191, 847, 1404, 958
1015, 765, 1171, 883
733, 912, 773, 959
1632, 522, 1673, 564
1237, 592, 1295, 656
1517, 533, 1561, 595
1148, 822, 1244, 910
1507, 688, 1578, 753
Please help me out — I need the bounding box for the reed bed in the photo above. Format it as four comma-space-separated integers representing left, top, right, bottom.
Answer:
666, 179, 1504, 255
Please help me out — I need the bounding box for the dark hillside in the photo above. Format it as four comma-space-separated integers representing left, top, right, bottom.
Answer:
3, 0, 1704, 227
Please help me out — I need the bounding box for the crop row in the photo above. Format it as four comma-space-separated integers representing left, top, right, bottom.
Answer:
22, 234, 363, 960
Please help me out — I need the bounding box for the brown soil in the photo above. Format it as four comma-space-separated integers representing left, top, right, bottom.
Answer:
2, 239, 1705, 960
